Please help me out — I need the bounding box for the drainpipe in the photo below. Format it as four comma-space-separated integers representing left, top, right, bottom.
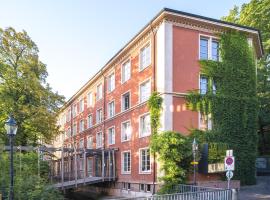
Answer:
150, 21, 157, 195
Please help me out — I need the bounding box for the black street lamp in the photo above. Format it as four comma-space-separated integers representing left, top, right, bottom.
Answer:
5, 116, 18, 200
192, 138, 198, 185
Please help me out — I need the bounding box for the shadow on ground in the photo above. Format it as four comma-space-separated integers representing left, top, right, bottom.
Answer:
239, 176, 270, 200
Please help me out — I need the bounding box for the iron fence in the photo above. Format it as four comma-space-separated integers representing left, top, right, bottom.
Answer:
119, 184, 232, 200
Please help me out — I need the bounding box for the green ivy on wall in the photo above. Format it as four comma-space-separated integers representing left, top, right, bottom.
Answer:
186, 31, 258, 185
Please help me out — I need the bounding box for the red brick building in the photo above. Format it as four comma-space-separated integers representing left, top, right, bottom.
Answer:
53, 8, 263, 196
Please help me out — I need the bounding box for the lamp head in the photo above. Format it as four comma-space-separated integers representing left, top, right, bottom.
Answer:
5, 116, 18, 136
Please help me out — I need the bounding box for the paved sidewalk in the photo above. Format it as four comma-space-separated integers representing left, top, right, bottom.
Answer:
239, 176, 270, 200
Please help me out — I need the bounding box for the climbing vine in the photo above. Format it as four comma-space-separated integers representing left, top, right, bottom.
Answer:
186, 31, 258, 185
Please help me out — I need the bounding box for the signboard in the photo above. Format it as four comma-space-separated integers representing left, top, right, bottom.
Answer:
225, 156, 235, 171
226, 170, 233, 179
208, 163, 225, 173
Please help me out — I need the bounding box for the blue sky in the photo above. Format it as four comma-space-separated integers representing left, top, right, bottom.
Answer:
0, 0, 249, 99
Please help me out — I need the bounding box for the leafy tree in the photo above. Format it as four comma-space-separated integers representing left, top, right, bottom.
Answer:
187, 31, 258, 185
0, 27, 64, 146
0, 150, 63, 200
150, 131, 192, 194
222, 0, 270, 155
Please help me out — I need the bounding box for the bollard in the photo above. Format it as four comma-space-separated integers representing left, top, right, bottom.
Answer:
232, 189, 238, 200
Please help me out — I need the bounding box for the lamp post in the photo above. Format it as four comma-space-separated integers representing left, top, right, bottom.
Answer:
192, 138, 198, 185
5, 116, 18, 200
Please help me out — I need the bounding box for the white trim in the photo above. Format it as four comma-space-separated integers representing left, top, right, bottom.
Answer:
79, 119, 85, 133
96, 83, 103, 102
79, 138, 84, 149
87, 91, 93, 108
139, 147, 151, 174
156, 21, 173, 131
139, 112, 151, 138
121, 58, 131, 84
107, 69, 116, 93
138, 78, 152, 104
96, 108, 103, 125
96, 131, 103, 149
87, 114, 93, 128
87, 135, 93, 149
198, 34, 220, 61
107, 125, 115, 145
121, 150, 131, 174
107, 100, 115, 119
138, 41, 152, 72
121, 90, 131, 112
121, 119, 132, 142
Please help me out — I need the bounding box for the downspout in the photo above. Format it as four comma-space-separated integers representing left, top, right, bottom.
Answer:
102, 72, 106, 150
150, 21, 157, 195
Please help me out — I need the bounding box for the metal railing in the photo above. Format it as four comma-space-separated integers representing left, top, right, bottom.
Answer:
119, 184, 232, 200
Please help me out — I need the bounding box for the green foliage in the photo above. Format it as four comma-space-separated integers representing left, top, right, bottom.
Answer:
0, 151, 63, 200
147, 92, 163, 137
0, 27, 65, 146
187, 31, 258, 185
150, 131, 192, 194
208, 143, 228, 164
223, 0, 270, 155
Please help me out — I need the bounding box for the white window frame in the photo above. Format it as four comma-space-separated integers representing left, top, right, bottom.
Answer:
79, 98, 84, 113
96, 132, 103, 148
139, 147, 151, 174
73, 122, 77, 135
121, 120, 131, 142
96, 108, 103, 124
87, 135, 93, 149
87, 114, 93, 128
139, 42, 151, 71
121, 59, 131, 84
72, 104, 77, 117
121, 91, 131, 112
139, 78, 151, 103
108, 100, 115, 119
107, 71, 115, 93
121, 150, 131, 174
96, 83, 103, 101
107, 126, 115, 145
199, 34, 219, 61
87, 92, 93, 107
79, 138, 84, 149
79, 119, 84, 133
139, 113, 151, 138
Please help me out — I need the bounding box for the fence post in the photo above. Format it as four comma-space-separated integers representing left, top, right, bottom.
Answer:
232, 189, 238, 200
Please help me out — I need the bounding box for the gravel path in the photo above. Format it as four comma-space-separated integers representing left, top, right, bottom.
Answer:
239, 176, 270, 200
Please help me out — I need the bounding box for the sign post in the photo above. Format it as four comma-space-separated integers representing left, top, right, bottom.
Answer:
224, 150, 235, 189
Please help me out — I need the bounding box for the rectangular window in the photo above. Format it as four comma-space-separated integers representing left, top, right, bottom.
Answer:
87, 114, 93, 128
73, 104, 77, 117
108, 127, 115, 145
212, 40, 219, 61
200, 75, 216, 94
140, 184, 145, 192
140, 44, 151, 70
140, 148, 151, 173
199, 113, 212, 130
79, 99, 84, 113
108, 101, 115, 118
121, 121, 131, 142
73, 122, 77, 135
96, 132, 103, 148
87, 92, 93, 107
122, 60, 131, 83
96, 108, 103, 124
122, 92, 130, 111
122, 151, 131, 174
96, 83, 103, 101
87, 136, 93, 149
200, 76, 208, 95
79, 119, 84, 133
200, 37, 209, 60
140, 80, 151, 103
66, 109, 71, 122
107, 72, 115, 92
140, 114, 151, 137
79, 139, 84, 149
67, 127, 71, 137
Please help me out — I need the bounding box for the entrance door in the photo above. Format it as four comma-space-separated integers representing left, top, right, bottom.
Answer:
87, 157, 93, 177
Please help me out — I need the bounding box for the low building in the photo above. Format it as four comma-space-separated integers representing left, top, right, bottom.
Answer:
52, 8, 263, 196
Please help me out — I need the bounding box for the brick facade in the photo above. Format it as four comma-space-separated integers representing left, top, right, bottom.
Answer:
53, 8, 262, 196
